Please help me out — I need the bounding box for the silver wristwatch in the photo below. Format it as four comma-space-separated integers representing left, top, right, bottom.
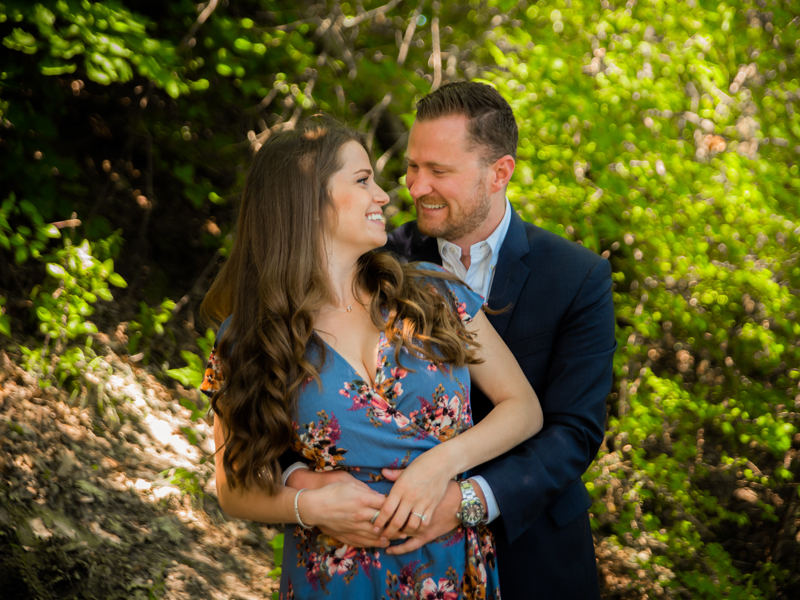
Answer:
456, 479, 485, 527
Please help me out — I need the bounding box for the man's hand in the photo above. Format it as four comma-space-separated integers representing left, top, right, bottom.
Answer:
286, 467, 355, 490
380, 468, 462, 555
287, 468, 389, 548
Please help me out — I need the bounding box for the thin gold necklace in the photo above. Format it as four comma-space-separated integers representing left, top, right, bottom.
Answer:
328, 303, 354, 313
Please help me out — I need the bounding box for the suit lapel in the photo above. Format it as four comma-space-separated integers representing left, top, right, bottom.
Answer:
486, 211, 531, 338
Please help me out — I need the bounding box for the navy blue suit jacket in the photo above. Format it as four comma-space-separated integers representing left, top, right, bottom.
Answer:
386, 211, 616, 599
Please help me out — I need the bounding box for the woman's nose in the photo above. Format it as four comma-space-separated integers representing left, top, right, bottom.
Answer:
374, 185, 390, 205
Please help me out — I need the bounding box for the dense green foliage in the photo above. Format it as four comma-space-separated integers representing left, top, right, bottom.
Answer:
1, 0, 799, 598
478, 1, 800, 597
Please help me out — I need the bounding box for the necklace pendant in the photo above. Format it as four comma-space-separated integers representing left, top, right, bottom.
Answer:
346, 304, 353, 312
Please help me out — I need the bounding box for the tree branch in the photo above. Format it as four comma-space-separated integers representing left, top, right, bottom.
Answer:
179, 0, 219, 51
398, 1, 427, 67
342, 0, 402, 28
431, 14, 442, 91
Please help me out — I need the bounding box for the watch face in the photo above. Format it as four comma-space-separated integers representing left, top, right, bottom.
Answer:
461, 501, 484, 526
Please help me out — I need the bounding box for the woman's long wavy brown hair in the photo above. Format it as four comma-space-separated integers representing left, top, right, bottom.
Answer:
201, 117, 482, 493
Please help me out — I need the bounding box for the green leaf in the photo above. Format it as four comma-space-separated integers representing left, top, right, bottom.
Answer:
108, 272, 127, 287
3, 28, 38, 54
0, 314, 10, 338
271, 533, 284, 567
95, 287, 113, 301
41, 224, 62, 238
14, 246, 28, 264
166, 80, 180, 99
40, 58, 77, 76
173, 163, 194, 185
165, 366, 203, 388
36, 306, 53, 322
46, 263, 67, 278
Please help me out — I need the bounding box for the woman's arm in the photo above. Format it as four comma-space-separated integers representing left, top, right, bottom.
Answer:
371, 310, 543, 538
213, 413, 388, 545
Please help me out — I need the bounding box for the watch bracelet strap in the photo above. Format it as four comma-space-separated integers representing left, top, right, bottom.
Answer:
456, 479, 483, 519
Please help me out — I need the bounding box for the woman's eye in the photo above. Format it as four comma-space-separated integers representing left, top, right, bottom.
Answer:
357, 177, 369, 185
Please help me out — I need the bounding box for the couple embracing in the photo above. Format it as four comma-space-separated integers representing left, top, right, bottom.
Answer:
200, 82, 616, 599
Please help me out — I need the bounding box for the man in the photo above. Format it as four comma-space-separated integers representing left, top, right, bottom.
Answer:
289, 82, 616, 598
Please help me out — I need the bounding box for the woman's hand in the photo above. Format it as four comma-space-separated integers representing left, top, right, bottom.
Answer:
298, 479, 390, 548
370, 445, 457, 540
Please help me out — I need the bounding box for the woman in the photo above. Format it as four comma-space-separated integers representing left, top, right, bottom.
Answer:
200, 118, 542, 599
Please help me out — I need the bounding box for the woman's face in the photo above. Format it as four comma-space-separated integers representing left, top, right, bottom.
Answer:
326, 140, 390, 257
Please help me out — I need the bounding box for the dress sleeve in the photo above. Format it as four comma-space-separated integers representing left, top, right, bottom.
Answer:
199, 315, 232, 399
199, 345, 223, 399
416, 262, 484, 324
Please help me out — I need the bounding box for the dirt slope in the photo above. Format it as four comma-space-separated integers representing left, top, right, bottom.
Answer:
0, 346, 280, 600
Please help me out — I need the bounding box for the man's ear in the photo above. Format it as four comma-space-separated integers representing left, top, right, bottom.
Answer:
489, 155, 515, 193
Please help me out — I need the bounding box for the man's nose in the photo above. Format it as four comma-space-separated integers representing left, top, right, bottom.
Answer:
407, 172, 431, 199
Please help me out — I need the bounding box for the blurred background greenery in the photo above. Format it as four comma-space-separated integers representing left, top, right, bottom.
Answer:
1, 0, 799, 598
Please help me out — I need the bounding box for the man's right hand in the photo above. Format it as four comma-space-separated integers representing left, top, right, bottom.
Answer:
288, 468, 390, 548
287, 467, 356, 490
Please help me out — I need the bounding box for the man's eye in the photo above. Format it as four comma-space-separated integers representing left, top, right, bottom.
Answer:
433, 170, 446, 175
407, 164, 418, 170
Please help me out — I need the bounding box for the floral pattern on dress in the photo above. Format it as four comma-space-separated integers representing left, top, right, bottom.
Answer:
345, 375, 411, 428
403, 380, 472, 442
294, 528, 382, 593
384, 564, 462, 600
279, 578, 293, 600
199, 349, 223, 398
291, 410, 348, 471
444, 286, 474, 325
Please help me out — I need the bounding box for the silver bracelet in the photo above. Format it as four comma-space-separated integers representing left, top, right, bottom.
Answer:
294, 488, 312, 530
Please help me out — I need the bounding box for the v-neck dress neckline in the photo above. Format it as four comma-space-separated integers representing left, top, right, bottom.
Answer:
315, 329, 385, 391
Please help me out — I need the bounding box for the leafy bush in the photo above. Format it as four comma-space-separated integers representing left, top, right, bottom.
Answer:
466, 0, 800, 596
0, 192, 127, 391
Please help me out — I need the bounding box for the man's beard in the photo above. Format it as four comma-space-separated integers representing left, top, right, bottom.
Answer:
417, 180, 492, 242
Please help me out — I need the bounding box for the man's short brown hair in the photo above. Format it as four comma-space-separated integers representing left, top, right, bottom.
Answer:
415, 81, 518, 164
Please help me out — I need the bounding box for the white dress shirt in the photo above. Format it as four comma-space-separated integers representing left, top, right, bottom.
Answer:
436, 198, 513, 300
283, 200, 515, 525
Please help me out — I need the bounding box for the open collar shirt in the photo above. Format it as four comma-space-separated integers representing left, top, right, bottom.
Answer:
436, 198, 513, 300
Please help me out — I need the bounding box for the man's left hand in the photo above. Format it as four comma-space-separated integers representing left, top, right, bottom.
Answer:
381, 469, 462, 555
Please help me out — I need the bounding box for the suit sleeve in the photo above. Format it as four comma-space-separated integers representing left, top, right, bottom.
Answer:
475, 257, 616, 543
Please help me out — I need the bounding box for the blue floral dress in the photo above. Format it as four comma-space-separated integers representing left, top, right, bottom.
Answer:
201, 263, 500, 600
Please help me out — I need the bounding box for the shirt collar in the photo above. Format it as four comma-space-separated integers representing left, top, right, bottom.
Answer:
436, 198, 513, 261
